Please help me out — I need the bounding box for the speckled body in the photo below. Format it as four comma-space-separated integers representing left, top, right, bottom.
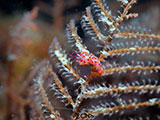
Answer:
75, 51, 102, 75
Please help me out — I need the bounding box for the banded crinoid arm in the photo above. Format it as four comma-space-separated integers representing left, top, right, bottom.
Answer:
33, 61, 90, 120
112, 21, 160, 50
48, 37, 82, 83
93, 0, 116, 32
48, 37, 90, 119
77, 78, 160, 119
33, 62, 62, 120
76, 56, 160, 118
86, 60, 160, 83
66, 19, 90, 54
46, 65, 75, 107
114, 32, 160, 40
31, 0, 160, 119
114, 24, 160, 41
101, 46, 160, 59
100, 31, 160, 59
33, 61, 79, 119
99, 25, 160, 72
79, 77, 160, 119
66, 19, 104, 75
82, 98, 160, 119
81, 6, 109, 42
98, 30, 160, 79
91, 0, 138, 37
83, 79, 160, 99
99, 39, 160, 64
78, 0, 139, 56
98, 44, 160, 84
101, 62, 160, 76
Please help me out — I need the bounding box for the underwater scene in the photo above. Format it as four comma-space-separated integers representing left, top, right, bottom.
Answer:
0, 0, 160, 120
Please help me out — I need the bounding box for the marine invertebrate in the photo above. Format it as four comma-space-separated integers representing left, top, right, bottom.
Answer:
31, 0, 160, 119
73, 51, 102, 75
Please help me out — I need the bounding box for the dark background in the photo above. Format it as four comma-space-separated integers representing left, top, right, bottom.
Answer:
0, 0, 158, 14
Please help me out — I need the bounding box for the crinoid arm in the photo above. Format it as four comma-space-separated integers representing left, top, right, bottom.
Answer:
32, 0, 160, 119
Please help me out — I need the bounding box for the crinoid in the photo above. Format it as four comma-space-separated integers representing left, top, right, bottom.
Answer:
32, 0, 160, 119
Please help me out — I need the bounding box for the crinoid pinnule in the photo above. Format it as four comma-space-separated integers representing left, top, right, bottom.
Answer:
32, 0, 160, 119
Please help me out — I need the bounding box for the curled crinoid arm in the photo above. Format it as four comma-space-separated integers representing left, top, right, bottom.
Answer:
66, 19, 90, 54
49, 37, 79, 78
31, 0, 160, 119
83, 6, 109, 41
93, 0, 116, 34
